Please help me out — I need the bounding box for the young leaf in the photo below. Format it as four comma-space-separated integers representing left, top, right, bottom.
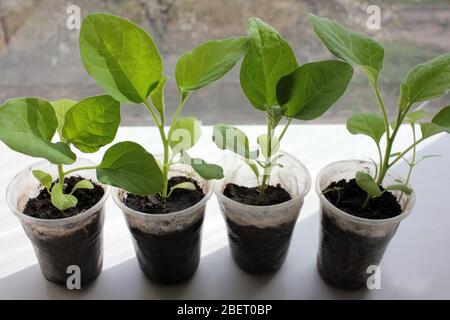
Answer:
405, 109, 430, 124
169, 117, 201, 152
386, 184, 413, 195
97, 141, 164, 195
308, 14, 384, 86
191, 159, 224, 180
150, 76, 168, 114
169, 182, 196, 197
404, 53, 450, 104
0, 98, 76, 164
70, 179, 94, 194
80, 13, 162, 103
175, 37, 247, 93
431, 106, 450, 133
257, 134, 280, 158
277, 60, 353, 120
244, 159, 260, 179
355, 171, 382, 197
32, 170, 53, 191
347, 113, 386, 143
51, 184, 78, 211
420, 122, 444, 139
240, 17, 298, 110
51, 99, 77, 138
212, 124, 256, 159
62, 95, 121, 153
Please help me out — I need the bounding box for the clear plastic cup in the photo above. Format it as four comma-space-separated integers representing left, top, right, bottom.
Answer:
214, 151, 311, 273
112, 162, 212, 283
315, 160, 416, 289
6, 158, 109, 285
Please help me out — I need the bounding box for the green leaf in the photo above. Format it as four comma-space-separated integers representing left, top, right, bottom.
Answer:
50, 99, 77, 138
97, 141, 163, 195
176, 37, 247, 93
257, 134, 280, 158
356, 171, 382, 197
398, 83, 410, 112
70, 179, 94, 194
181, 153, 224, 180
32, 170, 53, 190
420, 122, 444, 139
308, 14, 384, 86
62, 95, 120, 153
431, 106, 450, 133
404, 53, 450, 104
240, 17, 298, 110
244, 159, 260, 179
0, 98, 76, 164
212, 124, 256, 159
80, 13, 162, 103
169, 182, 196, 195
347, 113, 386, 143
169, 117, 201, 151
277, 60, 353, 120
150, 76, 168, 114
405, 109, 430, 124
51, 184, 78, 211
386, 184, 413, 195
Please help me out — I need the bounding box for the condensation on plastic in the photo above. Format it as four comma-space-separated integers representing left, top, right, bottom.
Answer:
315, 159, 416, 289
112, 162, 212, 283
214, 151, 311, 272
6, 158, 109, 284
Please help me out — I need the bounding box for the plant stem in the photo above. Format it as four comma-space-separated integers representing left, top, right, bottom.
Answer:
372, 84, 390, 140
278, 118, 292, 142
259, 115, 274, 203
362, 195, 371, 209
57, 164, 65, 187
63, 165, 97, 176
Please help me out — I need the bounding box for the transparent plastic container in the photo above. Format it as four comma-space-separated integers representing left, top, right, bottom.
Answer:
316, 160, 416, 290
6, 158, 109, 285
215, 151, 311, 273
113, 162, 212, 283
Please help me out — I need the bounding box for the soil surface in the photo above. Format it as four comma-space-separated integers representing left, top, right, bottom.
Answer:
323, 179, 402, 219
223, 183, 291, 206
23, 176, 104, 219
125, 176, 204, 214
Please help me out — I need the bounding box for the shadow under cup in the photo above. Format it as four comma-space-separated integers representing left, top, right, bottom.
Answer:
6, 159, 109, 285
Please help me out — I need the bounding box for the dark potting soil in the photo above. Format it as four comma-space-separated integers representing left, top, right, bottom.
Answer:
323, 178, 402, 219
223, 183, 291, 206
125, 176, 205, 214
317, 210, 398, 290
23, 176, 105, 219
129, 217, 204, 283
223, 183, 294, 273
226, 218, 296, 273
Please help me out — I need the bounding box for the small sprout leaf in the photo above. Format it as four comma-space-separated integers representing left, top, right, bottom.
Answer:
32, 170, 53, 191
51, 184, 78, 211
168, 182, 196, 197
355, 171, 382, 198
386, 184, 413, 195
71, 180, 94, 194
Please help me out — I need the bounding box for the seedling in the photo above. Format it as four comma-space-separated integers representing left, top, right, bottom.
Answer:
0, 95, 159, 211
79, 13, 248, 202
213, 17, 353, 203
309, 14, 450, 207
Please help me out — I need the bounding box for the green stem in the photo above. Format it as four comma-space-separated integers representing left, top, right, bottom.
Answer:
259, 116, 274, 203
373, 84, 391, 140
278, 118, 292, 142
64, 165, 97, 176
57, 164, 65, 187
405, 124, 417, 186
389, 137, 425, 168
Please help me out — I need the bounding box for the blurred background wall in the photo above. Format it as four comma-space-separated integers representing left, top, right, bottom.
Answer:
1, 0, 449, 125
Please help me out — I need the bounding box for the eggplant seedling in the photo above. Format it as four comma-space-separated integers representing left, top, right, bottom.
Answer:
79, 13, 248, 203
309, 14, 450, 207
213, 17, 353, 203
0, 95, 159, 211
